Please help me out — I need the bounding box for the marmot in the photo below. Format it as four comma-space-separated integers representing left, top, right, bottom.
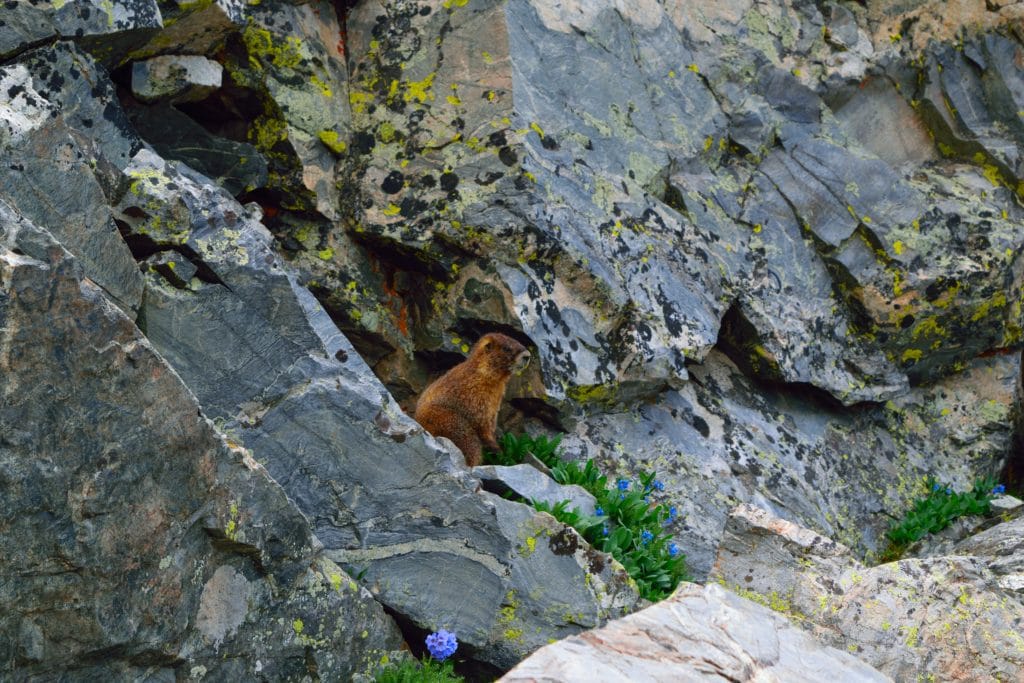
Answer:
414, 333, 530, 466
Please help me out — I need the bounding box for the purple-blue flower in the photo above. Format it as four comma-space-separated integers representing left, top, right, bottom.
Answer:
425, 629, 458, 661
946, 487, 953, 495
992, 484, 1006, 495
602, 523, 610, 536
595, 506, 605, 516
663, 506, 677, 526
932, 483, 941, 492
616, 479, 630, 492
668, 542, 680, 557
653, 479, 665, 491
640, 529, 653, 545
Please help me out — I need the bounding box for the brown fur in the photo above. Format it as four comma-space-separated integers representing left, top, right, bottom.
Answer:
414, 333, 530, 466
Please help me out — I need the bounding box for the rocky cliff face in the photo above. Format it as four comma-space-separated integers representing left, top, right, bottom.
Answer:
2, 0, 1023, 679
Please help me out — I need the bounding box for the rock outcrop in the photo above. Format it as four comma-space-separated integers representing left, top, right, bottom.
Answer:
0, 201, 405, 680
2, 26, 641, 673
710, 504, 1024, 681
499, 582, 890, 683
2, 0, 1023, 678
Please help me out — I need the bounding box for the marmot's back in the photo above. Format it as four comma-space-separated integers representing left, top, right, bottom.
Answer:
414, 333, 530, 466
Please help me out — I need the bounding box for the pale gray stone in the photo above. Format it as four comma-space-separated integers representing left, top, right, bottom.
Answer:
131, 54, 223, 103
711, 504, 1024, 681
475, 464, 598, 516
500, 583, 890, 683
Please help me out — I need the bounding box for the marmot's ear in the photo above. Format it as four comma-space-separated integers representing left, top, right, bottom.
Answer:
479, 337, 491, 349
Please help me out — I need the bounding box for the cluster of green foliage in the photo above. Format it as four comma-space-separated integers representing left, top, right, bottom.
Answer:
489, 433, 688, 601
485, 431, 563, 467
882, 477, 1002, 561
374, 657, 462, 683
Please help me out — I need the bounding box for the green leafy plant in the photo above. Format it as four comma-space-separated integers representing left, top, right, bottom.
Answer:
374, 657, 462, 683
881, 477, 1004, 561
494, 433, 688, 601
484, 432, 563, 468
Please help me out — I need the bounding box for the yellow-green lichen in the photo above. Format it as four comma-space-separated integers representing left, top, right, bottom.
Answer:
403, 73, 436, 104
225, 501, 240, 541
244, 24, 304, 71
318, 130, 347, 154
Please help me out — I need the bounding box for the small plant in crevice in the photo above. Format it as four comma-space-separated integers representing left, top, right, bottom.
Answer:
374, 630, 463, 683
492, 433, 689, 601
483, 432, 563, 468
880, 477, 1005, 562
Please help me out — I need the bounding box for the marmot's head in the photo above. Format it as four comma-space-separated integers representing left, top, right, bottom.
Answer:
471, 333, 530, 376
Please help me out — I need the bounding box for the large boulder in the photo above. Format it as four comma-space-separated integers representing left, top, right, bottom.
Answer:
0, 0, 162, 62
0, 42, 144, 314
710, 504, 1024, 681
561, 349, 1019, 579
0, 199, 405, 680
113, 146, 641, 670
500, 582, 889, 683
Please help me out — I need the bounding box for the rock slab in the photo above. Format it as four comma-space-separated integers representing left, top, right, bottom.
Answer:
711, 504, 1024, 682
499, 582, 889, 683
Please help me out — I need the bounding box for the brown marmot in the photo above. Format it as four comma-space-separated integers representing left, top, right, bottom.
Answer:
414, 333, 530, 466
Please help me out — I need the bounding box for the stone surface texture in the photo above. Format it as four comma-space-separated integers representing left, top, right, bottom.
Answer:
710, 504, 1024, 681
131, 54, 223, 102
2, 0, 1024, 679
499, 582, 890, 683
0, 200, 405, 680
475, 464, 598, 515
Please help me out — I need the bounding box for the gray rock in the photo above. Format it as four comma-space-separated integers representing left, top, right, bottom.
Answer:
0, 0, 162, 62
144, 249, 198, 289
710, 504, 1024, 681
991, 494, 1024, 513
336, 0, 1024, 410
475, 464, 598, 516
0, 43, 144, 314
127, 103, 268, 197
561, 349, 1018, 579
225, 0, 350, 221
131, 54, 223, 103
825, 4, 862, 51
114, 147, 641, 670
953, 510, 1024, 596
500, 582, 890, 683
0, 199, 405, 680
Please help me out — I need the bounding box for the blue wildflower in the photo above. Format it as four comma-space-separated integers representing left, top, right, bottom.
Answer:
663, 506, 677, 526
595, 506, 605, 516
616, 479, 630, 492
932, 483, 941, 492
602, 523, 610, 536
992, 484, 1006, 495
640, 529, 653, 545
653, 480, 665, 491
425, 629, 458, 661
668, 542, 680, 557
946, 487, 953, 495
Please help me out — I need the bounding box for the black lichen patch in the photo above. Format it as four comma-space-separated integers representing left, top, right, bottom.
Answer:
381, 170, 404, 194
548, 526, 580, 556
439, 171, 458, 192
498, 146, 517, 167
